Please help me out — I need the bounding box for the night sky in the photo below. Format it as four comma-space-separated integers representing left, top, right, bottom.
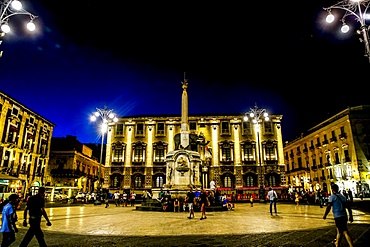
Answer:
1, 0, 369, 144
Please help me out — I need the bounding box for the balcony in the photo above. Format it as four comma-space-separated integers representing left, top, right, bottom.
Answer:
243, 160, 256, 165
132, 161, 145, 165
50, 169, 84, 178
315, 143, 322, 148
318, 164, 324, 169
330, 137, 337, 143
303, 148, 308, 153
311, 165, 318, 170
220, 159, 233, 165
111, 161, 124, 166
322, 140, 329, 146
265, 159, 278, 165
320, 176, 326, 181
309, 145, 315, 151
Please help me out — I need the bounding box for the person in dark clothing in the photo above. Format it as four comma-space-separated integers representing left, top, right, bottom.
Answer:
185, 187, 196, 219
199, 189, 210, 220
20, 187, 52, 247
105, 192, 110, 208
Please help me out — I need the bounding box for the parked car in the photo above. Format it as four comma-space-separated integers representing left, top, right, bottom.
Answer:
75, 192, 85, 201
54, 193, 68, 201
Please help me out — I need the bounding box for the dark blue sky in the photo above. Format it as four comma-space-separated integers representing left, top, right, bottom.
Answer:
1, 0, 369, 144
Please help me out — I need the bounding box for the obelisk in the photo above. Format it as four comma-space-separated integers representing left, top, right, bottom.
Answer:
180, 75, 189, 149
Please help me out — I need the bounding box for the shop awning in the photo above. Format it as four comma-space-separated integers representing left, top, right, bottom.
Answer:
0, 174, 24, 180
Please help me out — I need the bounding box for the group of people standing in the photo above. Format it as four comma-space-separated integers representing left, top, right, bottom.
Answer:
106, 190, 137, 208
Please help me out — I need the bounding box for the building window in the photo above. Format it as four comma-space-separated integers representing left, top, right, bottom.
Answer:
134, 176, 142, 188
29, 116, 35, 126
224, 175, 232, 187
312, 157, 316, 167
157, 122, 165, 136
155, 176, 164, 188
265, 146, 275, 161
155, 148, 165, 163
113, 149, 124, 163
242, 121, 252, 135
334, 152, 340, 164
243, 144, 255, 161
113, 175, 120, 188
298, 157, 302, 169
116, 124, 124, 136
136, 123, 144, 136
221, 121, 230, 135
344, 149, 350, 162
11, 105, 19, 117
189, 122, 197, 131
245, 176, 254, 187
268, 176, 277, 187
222, 147, 231, 162
134, 147, 144, 162
263, 121, 273, 134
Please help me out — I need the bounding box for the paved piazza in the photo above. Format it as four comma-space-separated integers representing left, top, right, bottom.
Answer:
10, 200, 370, 247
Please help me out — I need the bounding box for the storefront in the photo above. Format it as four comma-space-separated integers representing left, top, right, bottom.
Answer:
0, 174, 26, 200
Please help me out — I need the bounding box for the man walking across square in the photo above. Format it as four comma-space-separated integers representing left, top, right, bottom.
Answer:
267, 187, 278, 216
186, 187, 196, 219
20, 187, 52, 247
323, 183, 354, 247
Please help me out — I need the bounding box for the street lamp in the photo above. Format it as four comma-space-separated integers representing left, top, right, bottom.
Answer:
323, 0, 370, 63
244, 104, 269, 202
90, 105, 118, 205
0, 0, 37, 57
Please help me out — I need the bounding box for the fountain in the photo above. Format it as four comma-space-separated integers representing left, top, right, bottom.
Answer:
163, 76, 202, 199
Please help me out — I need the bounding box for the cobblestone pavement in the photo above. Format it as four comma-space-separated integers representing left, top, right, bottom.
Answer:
9, 199, 370, 247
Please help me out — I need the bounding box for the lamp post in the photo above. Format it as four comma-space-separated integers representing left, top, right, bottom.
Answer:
0, 0, 37, 57
243, 104, 269, 202
90, 105, 118, 205
323, 0, 370, 63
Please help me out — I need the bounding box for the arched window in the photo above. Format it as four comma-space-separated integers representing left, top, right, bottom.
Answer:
246, 176, 254, 187
268, 176, 277, 186
134, 176, 142, 188
155, 176, 164, 188
224, 175, 232, 187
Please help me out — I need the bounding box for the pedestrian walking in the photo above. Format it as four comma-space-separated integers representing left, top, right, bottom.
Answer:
20, 187, 52, 247
323, 183, 354, 247
199, 189, 210, 220
185, 187, 196, 219
130, 191, 136, 207
113, 191, 120, 207
348, 189, 353, 204
267, 187, 278, 216
104, 192, 110, 208
0, 194, 19, 247
250, 194, 254, 207
295, 193, 300, 206
122, 191, 128, 207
